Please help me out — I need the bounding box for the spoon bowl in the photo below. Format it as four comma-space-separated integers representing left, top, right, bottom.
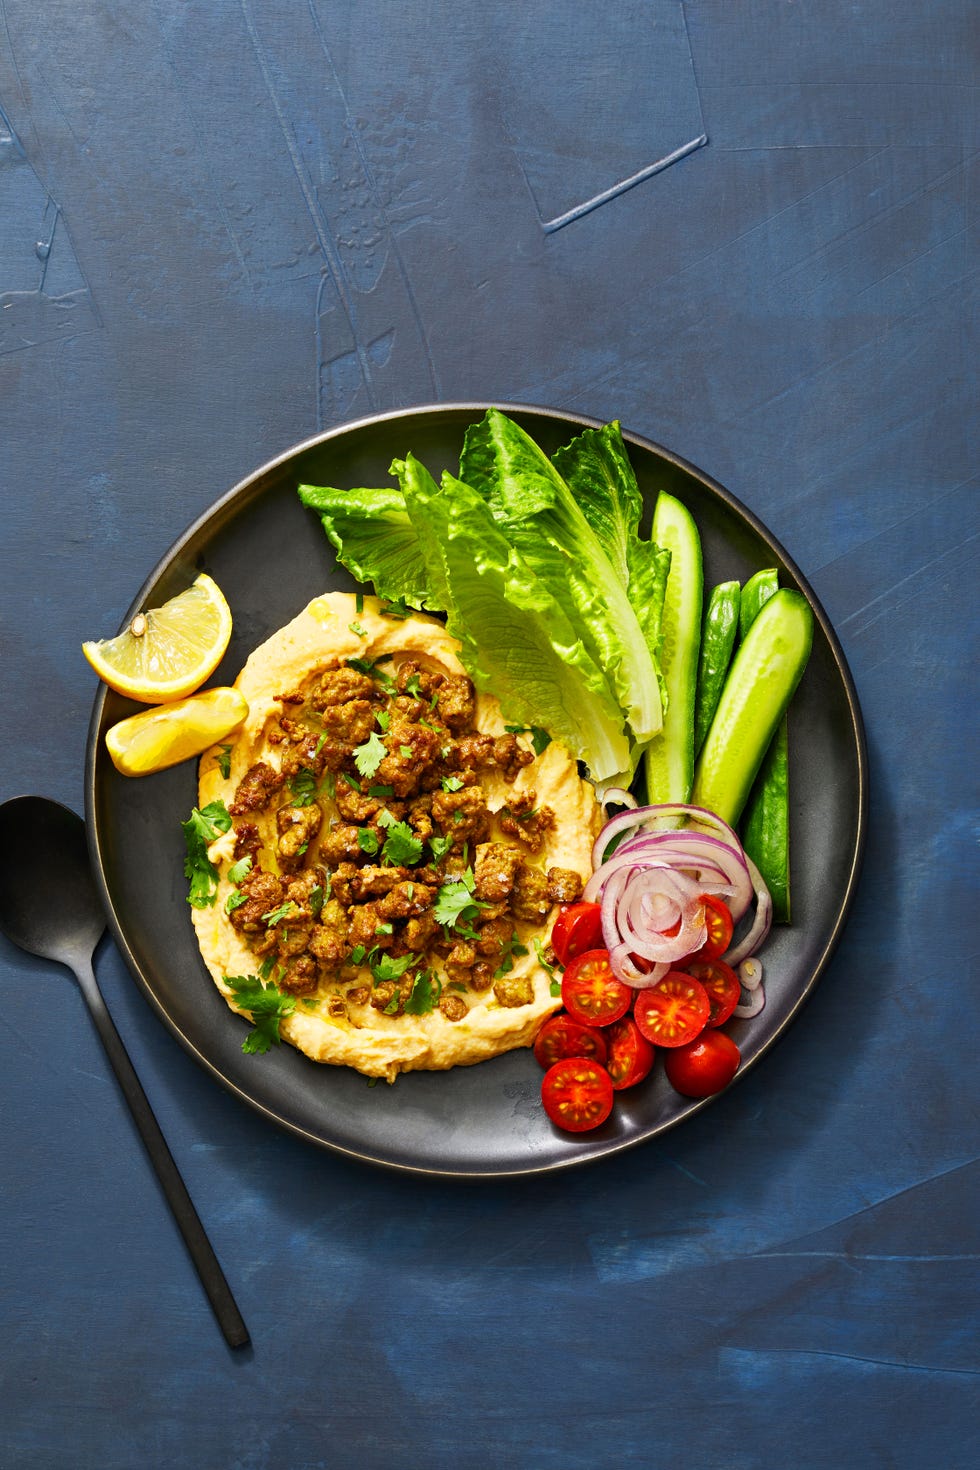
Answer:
0, 794, 248, 1349
0, 795, 105, 965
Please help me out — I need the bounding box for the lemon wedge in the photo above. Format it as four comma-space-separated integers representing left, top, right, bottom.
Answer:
83, 573, 233, 703
105, 687, 248, 776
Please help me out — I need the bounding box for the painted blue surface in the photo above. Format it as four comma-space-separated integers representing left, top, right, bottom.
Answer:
1, 3, 976, 1466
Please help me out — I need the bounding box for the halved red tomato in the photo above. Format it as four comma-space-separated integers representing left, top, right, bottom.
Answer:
541, 1057, 614, 1132
561, 950, 632, 1027
664, 1031, 740, 1097
694, 894, 734, 961
632, 971, 710, 1047
686, 958, 741, 1027
604, 1016, 655, 1090
533, 1014, 608, 1070
551, 901, 604, 966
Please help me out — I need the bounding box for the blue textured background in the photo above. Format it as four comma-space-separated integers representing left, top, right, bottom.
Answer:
1, 3, 977, 1466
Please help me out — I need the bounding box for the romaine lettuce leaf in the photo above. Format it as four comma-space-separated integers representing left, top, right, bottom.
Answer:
553, 420, 672, 707
296, 482, 434, 610
460, 410, 663, 745
400, 464, 631, 780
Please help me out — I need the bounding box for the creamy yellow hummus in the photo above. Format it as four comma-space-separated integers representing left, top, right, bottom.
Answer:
192, 592, 600, 1080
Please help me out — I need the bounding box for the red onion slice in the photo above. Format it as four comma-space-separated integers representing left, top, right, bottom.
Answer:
588, 801, 773, 994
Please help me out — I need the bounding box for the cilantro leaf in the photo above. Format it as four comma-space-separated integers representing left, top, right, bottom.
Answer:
357, 827, 380, 856
428, 833, 453, 864
287, 768, 319, 806
381, 820, 423, 867
345, 655, 397, 695
227, 855, 253, 885
403, 969, 442, 1016
224, 973, 295, 1054
441, 774, 464, 792
224, 890, 248, 915
354, 730, 387, 780
372, 952, 417, 984
433, 869, 485, 929
494, 930, 529, 978
504, 723, 552, 756
309, 884, 325, 918
261, 901, 298, 927
214, 744, 234, 779
181, 800, 232, 909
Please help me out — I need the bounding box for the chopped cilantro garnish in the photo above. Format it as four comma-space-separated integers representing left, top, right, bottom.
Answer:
258, 955, 276, 981
399, 744, 412, 759
227, 855, 252, 885
354, 730, 387, 780
441, 774, 464, 792
346, 655, 396, 694
350, 944, 367, 965
371, 952, 417, 984
404, 969, 442, 1016
287, 768, 319, 806
380, 819, 423, 867
341, 772, 361, 790
349, 620, 367, 637
261, 901, 298, 927
403, 672, 424, 698
357, 828, 380, 856
504, 723, 552, 756
429, 834, 453, 864
214, 744, 234, 779
224, 973, 295, 1054
434, 868, 486, 930
181, 800, 232, 909
376, 710, 391, 733
224, 890, 248, 914
380, 597, 411, 619
494, 930, 529, 979
355, 592, 364, 614
309, 884, 325, 918
369, 784, 394, 797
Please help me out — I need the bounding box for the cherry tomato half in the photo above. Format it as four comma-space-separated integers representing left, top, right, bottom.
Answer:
686, 958, 741, 1028
533, 1014, 608, 1070
604, 1016, 656, 1091
541, 1057, 615, 1132
633, 971, 710, 1047
663, 1031, 741, 1097
551, 901, 604, 966
561, 950, 632, 1028
695, 894, 735, 961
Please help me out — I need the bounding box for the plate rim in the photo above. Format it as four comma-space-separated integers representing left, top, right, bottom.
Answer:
84, 401, 869, 1179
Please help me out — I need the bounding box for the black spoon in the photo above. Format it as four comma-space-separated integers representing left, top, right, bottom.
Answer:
0, 795, 249, 1349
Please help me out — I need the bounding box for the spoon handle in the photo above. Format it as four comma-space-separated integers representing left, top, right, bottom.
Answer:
73, 955, 249, 1349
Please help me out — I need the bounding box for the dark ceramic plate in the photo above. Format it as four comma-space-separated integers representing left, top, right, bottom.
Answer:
85, 404, 867, 1178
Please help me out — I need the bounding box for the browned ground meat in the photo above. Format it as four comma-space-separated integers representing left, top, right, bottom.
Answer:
473, 842, 522, 902
222, 654, 584, 1021
435, 674, 476, 731
546, 867, 584, 904
439, 993, 468, 1021
493, 973, 535, 1007
276, 802, 323, 870
232, 822, 263, 861
318, 698, 377, 746
431, 786, 491, 845
230, 761, 284, 814
498, 791, 556, 851
227, 867, 285, 932
510, 864, 552, 922
310, 667, 377, 708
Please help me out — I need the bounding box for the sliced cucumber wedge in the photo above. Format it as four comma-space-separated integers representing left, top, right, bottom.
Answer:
691, 588, 813, 826
693, 580, 741, 759
643, 492, 703, 805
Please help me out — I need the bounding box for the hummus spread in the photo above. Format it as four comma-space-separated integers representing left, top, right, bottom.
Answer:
192, 592, 601, 1080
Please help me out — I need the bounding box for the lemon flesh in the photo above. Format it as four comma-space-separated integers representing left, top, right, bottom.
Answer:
105, 687, 248, 776
83, 573, 233, 703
